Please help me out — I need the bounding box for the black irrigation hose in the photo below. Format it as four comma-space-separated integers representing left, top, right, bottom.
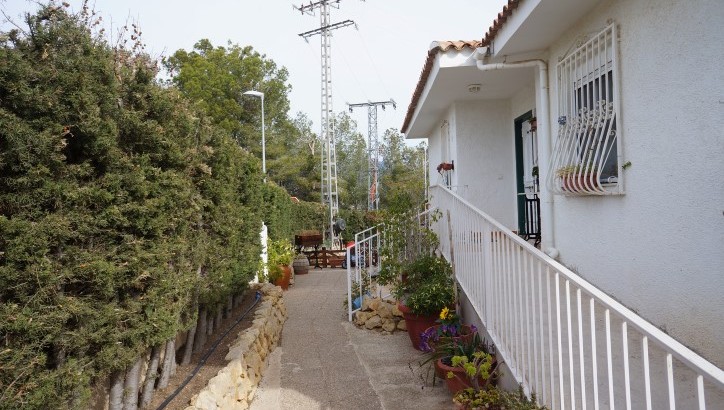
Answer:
156, 290, 263, 410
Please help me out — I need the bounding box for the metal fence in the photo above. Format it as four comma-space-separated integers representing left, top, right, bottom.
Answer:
430, 184, 724, 409
346, 225, 382, 321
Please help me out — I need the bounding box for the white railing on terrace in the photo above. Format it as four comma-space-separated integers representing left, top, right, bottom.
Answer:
430, 184, 724, 410
346, 225, 382, 321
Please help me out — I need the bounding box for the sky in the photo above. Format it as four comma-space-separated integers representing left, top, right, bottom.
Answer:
2, 0, 508, 140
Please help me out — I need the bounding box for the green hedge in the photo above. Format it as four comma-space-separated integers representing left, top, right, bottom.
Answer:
261, 182, 293, 241
0, 6, 268, 408
290, 200, 326, 237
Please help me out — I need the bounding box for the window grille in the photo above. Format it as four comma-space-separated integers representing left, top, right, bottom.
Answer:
547, 23, 623, 195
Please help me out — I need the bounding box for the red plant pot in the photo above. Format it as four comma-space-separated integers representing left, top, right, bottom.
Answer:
273, 265, 292, 290
436, 356, 498, 394
398, 304, 438, 351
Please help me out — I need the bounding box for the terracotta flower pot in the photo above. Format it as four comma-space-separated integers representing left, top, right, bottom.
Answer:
273, 265, 292, 290
436, 356, 497, 394
398, 303, 438, 351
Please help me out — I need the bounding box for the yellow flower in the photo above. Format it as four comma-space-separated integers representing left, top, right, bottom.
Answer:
440, 307, 450, 321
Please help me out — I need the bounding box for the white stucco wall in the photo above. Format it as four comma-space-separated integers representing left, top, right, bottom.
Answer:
544, 0, 724, 366
454, 100, 518, 228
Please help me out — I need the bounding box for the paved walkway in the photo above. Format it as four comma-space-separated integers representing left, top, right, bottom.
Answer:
249, 268, 453, 410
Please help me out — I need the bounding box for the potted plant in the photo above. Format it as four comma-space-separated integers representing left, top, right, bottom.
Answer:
268, 238, 294, 290
436, 333, 499, 394
396, 254, 455, 350
419, 307, 476, 353
453, 385, 547, 410
437, 161, 454, 173
556, 162, 598, 191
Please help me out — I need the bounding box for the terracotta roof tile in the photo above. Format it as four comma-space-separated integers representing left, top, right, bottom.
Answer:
482, 0, 521, 47
401, 1, 522, 134
401, 40, 480, 134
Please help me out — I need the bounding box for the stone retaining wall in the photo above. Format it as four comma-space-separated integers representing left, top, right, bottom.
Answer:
185, 283, 287, 409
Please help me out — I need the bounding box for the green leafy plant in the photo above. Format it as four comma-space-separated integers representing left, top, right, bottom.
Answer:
453, 385, 548, 410
400, 255, 454, 316
449, 350, 497, 390
376, 208, 440, 296
267, 238, 294, 281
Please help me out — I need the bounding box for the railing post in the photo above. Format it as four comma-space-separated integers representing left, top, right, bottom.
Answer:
446, 210, 458, 308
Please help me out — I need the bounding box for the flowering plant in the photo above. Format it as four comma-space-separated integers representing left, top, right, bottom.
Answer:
419, 308, 476, 353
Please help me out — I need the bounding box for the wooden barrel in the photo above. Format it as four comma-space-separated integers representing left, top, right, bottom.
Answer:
292, 254, 310, 275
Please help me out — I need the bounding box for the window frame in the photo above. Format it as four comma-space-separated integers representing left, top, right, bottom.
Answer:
547, 23, 624, 196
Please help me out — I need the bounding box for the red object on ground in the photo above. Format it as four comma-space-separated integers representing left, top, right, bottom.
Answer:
273, 265, 292, 290
398, 303, 438, 351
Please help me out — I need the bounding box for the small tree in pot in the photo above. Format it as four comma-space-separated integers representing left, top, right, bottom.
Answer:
268, 238, 294, 290
397, 255, 455, 350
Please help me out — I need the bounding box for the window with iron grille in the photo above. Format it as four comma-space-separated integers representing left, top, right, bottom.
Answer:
547, 23, 624, 195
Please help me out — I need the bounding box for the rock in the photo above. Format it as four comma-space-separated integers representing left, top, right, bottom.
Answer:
361, 296, 374, 311
397, 319, 407, 331
364, 315, 382, 329
195, 390, 217, 409
392, 304, 403, 317
377, 303, 393, 319
369, 297, 382, 312
235, 376, 253, 401
382, 318, 396, 332
229, 359, 243, 380
219, 393, 240, 409
208, 374, 230, 397
354, 311, 371, 326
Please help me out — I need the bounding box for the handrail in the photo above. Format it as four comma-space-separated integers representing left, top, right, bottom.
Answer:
431, 184, 723, 408
431, 184, 724, 386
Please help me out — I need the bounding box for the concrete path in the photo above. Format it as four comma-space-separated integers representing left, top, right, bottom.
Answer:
250, 268, 453, 410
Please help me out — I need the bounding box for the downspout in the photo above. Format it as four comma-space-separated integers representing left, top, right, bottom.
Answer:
474, 49, 559, 258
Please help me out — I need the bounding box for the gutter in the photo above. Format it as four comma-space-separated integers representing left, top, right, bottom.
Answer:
474, 48, 559, 258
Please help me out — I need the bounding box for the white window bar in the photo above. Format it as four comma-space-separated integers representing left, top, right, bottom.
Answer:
548, 23, 623, 195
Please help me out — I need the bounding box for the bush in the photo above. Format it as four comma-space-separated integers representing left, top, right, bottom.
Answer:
402, 255, 454, 316
0, 5, 271, 407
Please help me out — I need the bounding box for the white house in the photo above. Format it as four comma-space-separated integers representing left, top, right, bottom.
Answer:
402, 0, 724, 407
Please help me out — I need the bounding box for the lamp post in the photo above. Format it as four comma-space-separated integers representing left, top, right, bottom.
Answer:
244, 90, 266, 284
243, 90, 265, 181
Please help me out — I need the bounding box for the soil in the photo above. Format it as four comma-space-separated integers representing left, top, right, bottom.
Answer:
147, 291, 261, 410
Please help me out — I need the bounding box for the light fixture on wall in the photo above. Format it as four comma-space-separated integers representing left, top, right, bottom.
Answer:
467, 84, 481, 93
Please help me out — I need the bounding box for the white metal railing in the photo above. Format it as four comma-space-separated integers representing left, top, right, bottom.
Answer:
346, 225, 382, 321
345, 209, 434, 321
430, 184, 724, 409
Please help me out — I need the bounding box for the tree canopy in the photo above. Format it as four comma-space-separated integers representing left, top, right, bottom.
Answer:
164, 40, 321, 202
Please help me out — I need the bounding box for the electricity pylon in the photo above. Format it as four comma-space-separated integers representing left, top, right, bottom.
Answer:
296, 0, 356, 247
347, 99, 396, 210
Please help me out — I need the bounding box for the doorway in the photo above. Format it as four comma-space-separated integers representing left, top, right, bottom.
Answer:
514, 111, 541, 245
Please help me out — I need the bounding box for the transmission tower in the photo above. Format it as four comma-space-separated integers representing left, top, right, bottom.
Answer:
296, 0, 356, 247
348, 99, 396, 210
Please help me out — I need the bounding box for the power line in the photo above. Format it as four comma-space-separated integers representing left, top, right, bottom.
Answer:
347, 99, 396, 211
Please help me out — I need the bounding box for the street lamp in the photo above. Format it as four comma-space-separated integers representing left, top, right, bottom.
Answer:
244, 90, 267, 284
242, 90, 265, 180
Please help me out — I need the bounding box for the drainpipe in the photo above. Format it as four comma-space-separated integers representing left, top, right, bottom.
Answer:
474, 49, 559, 258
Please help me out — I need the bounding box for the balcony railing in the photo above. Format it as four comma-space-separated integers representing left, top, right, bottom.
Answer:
430, 184, 724, 409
